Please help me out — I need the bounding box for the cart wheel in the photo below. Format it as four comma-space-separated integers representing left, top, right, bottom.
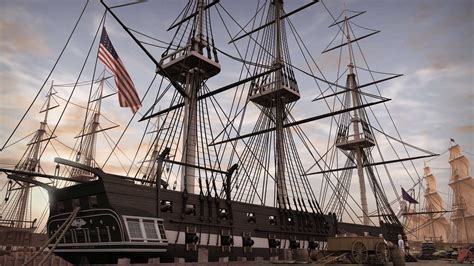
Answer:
351, 240, 368, 264
310, 250, 326, 262
375, 241, 389, 263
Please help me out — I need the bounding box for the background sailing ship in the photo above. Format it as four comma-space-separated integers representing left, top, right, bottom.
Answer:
403, 141, 474, 245
0, 0, 474, 262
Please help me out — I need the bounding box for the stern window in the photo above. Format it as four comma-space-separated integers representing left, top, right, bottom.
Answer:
158, 222, 166, 240
127, 220, 143, 239
89, 195, 99, 208
124, 216, 167, 241
57, 201, 65, 213
143, 221, 158, 239
72, 199, 80, 209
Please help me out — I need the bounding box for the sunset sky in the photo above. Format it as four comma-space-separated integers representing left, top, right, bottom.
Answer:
0, 0, 472, 226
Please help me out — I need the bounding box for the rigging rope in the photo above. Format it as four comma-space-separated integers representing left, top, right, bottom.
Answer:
1, 0, 90, 152
1, 132, 36, 151
39, 12, 107, 160
102, 73, 158, 167
317, 0, 438, 223
23, 207, 80, 266
127, 75, 165, 176
51, 75, 113, 87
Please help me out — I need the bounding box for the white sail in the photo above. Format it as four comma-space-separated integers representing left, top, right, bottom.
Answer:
448, 143, 474, 243
423, 164, 449, 242
404, 164, 449, 242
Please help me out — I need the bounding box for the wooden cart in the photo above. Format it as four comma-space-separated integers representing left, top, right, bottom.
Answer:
325, 235, 390, 264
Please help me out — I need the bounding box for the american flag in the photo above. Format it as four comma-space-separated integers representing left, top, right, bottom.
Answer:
98, 27, 141, 113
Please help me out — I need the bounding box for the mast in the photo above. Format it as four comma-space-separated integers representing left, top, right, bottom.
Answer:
141, 115, 167, 186
348, 15, 369, 226
155, 0, 221, 194
1, 82, 56, 229
70, 74, 108, 181
334, 14, 374, 225
448, 141, 474, 243
423, 163, 449, 242
273, 0, 288, 208
246, 0, 301, 208
180, 0, 204, 193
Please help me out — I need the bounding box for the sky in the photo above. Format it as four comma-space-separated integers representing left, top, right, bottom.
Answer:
0, 0, 473, 227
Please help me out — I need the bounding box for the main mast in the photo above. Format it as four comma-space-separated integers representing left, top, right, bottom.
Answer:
181, 0, 205, 193
247, 0, 301, 208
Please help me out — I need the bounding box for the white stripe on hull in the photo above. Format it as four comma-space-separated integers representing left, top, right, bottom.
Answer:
165, 230, 327, 249
166, 230, 289, 248
51, 241, 167, 248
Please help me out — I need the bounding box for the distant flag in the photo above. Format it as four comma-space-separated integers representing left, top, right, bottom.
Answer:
98, 27, 141, 113
401, 187, 418, 204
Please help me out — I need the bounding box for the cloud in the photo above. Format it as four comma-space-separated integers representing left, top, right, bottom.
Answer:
0, 10, 50, 57
456, 125, 474, 134
0, 0, 473, 228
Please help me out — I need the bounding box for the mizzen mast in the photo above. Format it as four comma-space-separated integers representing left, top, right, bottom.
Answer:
318, 9, 411, 238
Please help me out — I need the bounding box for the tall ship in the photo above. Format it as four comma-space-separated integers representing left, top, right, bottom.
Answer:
403, 141, 474, 245
448, 142, 474, 243
403, 162, 450, 242
0, 0, 439, 263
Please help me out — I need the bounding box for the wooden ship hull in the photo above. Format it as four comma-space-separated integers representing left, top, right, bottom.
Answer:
43, 159, 400, 263
0, 1, 418, 264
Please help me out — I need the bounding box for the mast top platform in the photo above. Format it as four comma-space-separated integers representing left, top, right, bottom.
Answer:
156, 48, 221, 83
156, 0, 220, 83
249, 83, 300, 108
335, 133, 375, 150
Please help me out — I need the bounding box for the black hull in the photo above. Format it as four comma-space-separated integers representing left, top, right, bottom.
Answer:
45, 161, 403, 264
54, 244, 296, 264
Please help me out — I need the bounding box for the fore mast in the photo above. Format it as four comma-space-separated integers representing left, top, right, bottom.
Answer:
334, 13, 376, 225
